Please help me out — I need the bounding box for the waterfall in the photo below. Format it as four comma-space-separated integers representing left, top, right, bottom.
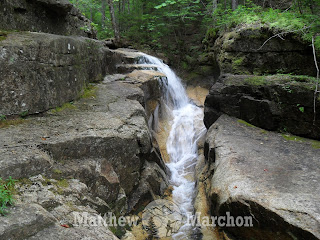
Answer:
140, 54, 207, 239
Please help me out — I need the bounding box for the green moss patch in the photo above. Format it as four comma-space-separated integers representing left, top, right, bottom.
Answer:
282, 134, 320, 149
0, 30, 8, 41
238, 119, 256, 128
243, 74, 317, 87
0, 30, 20, 41
0, 117, 25, 128
49, 102, 76, 114
18, 178, 33, 186
56, 179, 69, 188
232, 57, 245, 67
52, 169, 62, 175
244, 76, 267, 86
80, 84, 97, 99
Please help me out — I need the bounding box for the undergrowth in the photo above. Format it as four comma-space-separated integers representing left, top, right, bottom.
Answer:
0, 177, 16, 215
207, 1, 320, 50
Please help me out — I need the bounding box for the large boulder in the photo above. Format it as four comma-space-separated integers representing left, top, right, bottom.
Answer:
206, 26, 316, 76
0, 0, 95, 37
0, 202, 119, 240
201, 115, 320, 240
204, 74, 320, 140
0, 32, 121, 116
0, 69, 169, 220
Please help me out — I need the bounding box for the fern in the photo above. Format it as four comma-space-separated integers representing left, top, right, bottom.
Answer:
0, 177, 16, 215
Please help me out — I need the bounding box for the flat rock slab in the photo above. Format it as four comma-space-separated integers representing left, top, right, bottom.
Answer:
0, 69, 168, 206
0, 72, 168, 239
0, 32, 119, 115
0, 204, 56, 239
204, 115, 320, 239
0, 203, 119, 240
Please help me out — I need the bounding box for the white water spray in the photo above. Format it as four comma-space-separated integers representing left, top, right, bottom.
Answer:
140, 54, 206, 239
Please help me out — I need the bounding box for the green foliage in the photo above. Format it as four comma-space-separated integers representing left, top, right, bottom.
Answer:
297, 104, 305, 112
19, 110, 28, 118
70, 0, 208, 70
282, 85, 293, 93
0, 177, 17, 215
80, 25, 91, 32
207, 1, 320, 50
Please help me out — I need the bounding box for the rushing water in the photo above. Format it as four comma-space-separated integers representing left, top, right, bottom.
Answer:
140, 54, 207, 239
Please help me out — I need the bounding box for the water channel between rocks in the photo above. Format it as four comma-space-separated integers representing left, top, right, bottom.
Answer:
139, 54, 207, 239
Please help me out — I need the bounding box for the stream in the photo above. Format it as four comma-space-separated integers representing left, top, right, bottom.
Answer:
140, 54, 207, 239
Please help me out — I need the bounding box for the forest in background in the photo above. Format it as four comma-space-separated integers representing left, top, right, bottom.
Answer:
70, 0, 320, 70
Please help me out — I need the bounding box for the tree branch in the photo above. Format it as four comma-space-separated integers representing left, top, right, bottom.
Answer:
256, 26, 311, 51
312, 35, 319, 124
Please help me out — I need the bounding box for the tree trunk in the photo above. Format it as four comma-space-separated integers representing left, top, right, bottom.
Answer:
127, 0, 130, 13
212, 0, 218, 13
101, 0, 106, 28
122, 0, 125, 13
108, 0, 120, 41
232, 0, 238, 10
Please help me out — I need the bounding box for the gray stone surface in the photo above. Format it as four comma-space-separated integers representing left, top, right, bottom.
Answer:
202, 115, 320, 239
0, 204, 56, 239
0, 68, 169, 239
28, 225, 119, 240
0, 32, 121, 116
0, 0, 95, 37
205, 26, 316, 76
0, 177, 120, 240
0, 67, 169, 212
204, 74, 320, 140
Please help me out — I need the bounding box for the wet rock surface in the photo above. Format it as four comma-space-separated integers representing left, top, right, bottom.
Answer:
204, 74, 320, 140
202, 115, 320, 240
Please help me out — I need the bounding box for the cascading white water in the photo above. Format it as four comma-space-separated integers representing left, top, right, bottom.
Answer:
140, 54, 207, 239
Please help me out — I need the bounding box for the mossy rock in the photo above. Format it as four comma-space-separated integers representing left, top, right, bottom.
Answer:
282, 134, 320, 149
205, 73, 320, 140
49, 102, 76, 114
212, 26, 316, 76
0, 30, 9, 41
